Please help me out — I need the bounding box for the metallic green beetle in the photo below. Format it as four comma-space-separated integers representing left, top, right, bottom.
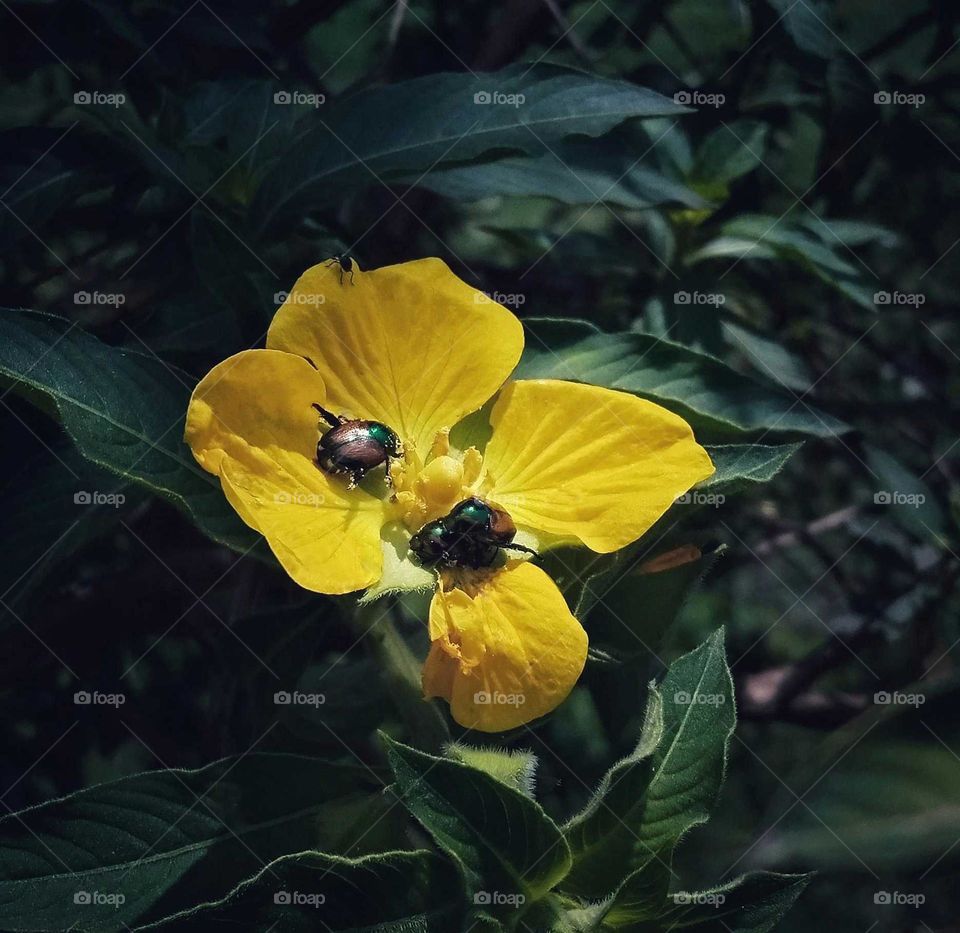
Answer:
409, 497, 537, 569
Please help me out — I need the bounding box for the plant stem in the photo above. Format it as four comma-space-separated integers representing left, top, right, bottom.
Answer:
352, 600, 450, 752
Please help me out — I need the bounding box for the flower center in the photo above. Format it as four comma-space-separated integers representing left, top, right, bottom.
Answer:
389, 428, 485, 530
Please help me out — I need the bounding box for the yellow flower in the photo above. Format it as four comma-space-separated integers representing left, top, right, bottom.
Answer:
185, 258, 714, 732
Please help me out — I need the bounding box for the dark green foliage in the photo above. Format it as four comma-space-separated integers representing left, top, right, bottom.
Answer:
1, 1, 956, 931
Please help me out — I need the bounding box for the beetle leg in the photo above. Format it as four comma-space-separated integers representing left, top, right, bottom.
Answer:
347, 268, 355, 285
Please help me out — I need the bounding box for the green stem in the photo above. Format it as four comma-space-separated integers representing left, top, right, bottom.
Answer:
351, 599, 450, 752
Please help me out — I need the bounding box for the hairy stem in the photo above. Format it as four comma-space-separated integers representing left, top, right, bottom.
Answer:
352, 600, 450, 752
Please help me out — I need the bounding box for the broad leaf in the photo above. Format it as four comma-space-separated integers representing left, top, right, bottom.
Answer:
0, 309, 259, 553
594, 857, 673, 928
562, 686, 665, 897
416, 139, 705, 209
446, 743, 539, 798
701, 443, 802, 492
691, 120, 769, 193
865, 444, 946, 541
383, 736, 571, 912
0, 444, 143, 608
563, 630, 735, 895
253, 64, 688, 233
578, 546, 725, 660
656, 871, 810, 932
687, 216, 876, 311
145, 849, 462, 931
0, 754, 384, 932
516, 318, 846, 439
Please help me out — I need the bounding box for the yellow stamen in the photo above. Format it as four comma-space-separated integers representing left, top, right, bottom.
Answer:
391, 429, 487, 530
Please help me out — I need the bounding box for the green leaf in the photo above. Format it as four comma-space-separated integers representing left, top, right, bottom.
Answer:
253, 64, 689, 233
721, 320, 813, 392
865, 444, 947, 541
0, 309, 259, 553
595, 858, 673, 928
563, 630, 735, 895
701, 443, 802, 492
144, 849, 462, 931
0, 445, 144, 608
446, 743, 539, 798
769, 0, 836, 58
383, 735, 571, 911
641, 630, 735, 850
796, 216, 899, 249
691, 120, 769, 189
562, 686, 665, 897
0, 754, 385, 932
655, 871, 810, 932
416, 139, 705, 209
578, 546, 726, 661
687, 216, 876, 311
516, 318, 845, 439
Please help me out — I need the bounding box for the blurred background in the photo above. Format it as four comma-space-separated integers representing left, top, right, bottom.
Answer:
1, 2, 958, 931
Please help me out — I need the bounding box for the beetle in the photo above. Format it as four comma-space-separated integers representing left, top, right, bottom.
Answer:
409, 496, 537, 569
312, 403, 403, 489
325, 254, 354, 285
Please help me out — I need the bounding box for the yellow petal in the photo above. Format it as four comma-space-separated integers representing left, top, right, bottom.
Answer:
266, 258, 524, 455
423, 561, 587, 732
184, 349, 384, 594
482, 380, 715, 552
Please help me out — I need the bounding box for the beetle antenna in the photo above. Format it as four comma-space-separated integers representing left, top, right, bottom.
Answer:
503, 542, 539, 558
312, 403, 341, 426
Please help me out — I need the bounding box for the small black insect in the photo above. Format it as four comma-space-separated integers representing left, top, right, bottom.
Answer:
409, 497, 538, 569
312, 404, 402, 489
325, 254, 354, 285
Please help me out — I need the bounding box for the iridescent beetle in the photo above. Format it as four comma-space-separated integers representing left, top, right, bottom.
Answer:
312, 403, 403, 489
409, 496, 537, 569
